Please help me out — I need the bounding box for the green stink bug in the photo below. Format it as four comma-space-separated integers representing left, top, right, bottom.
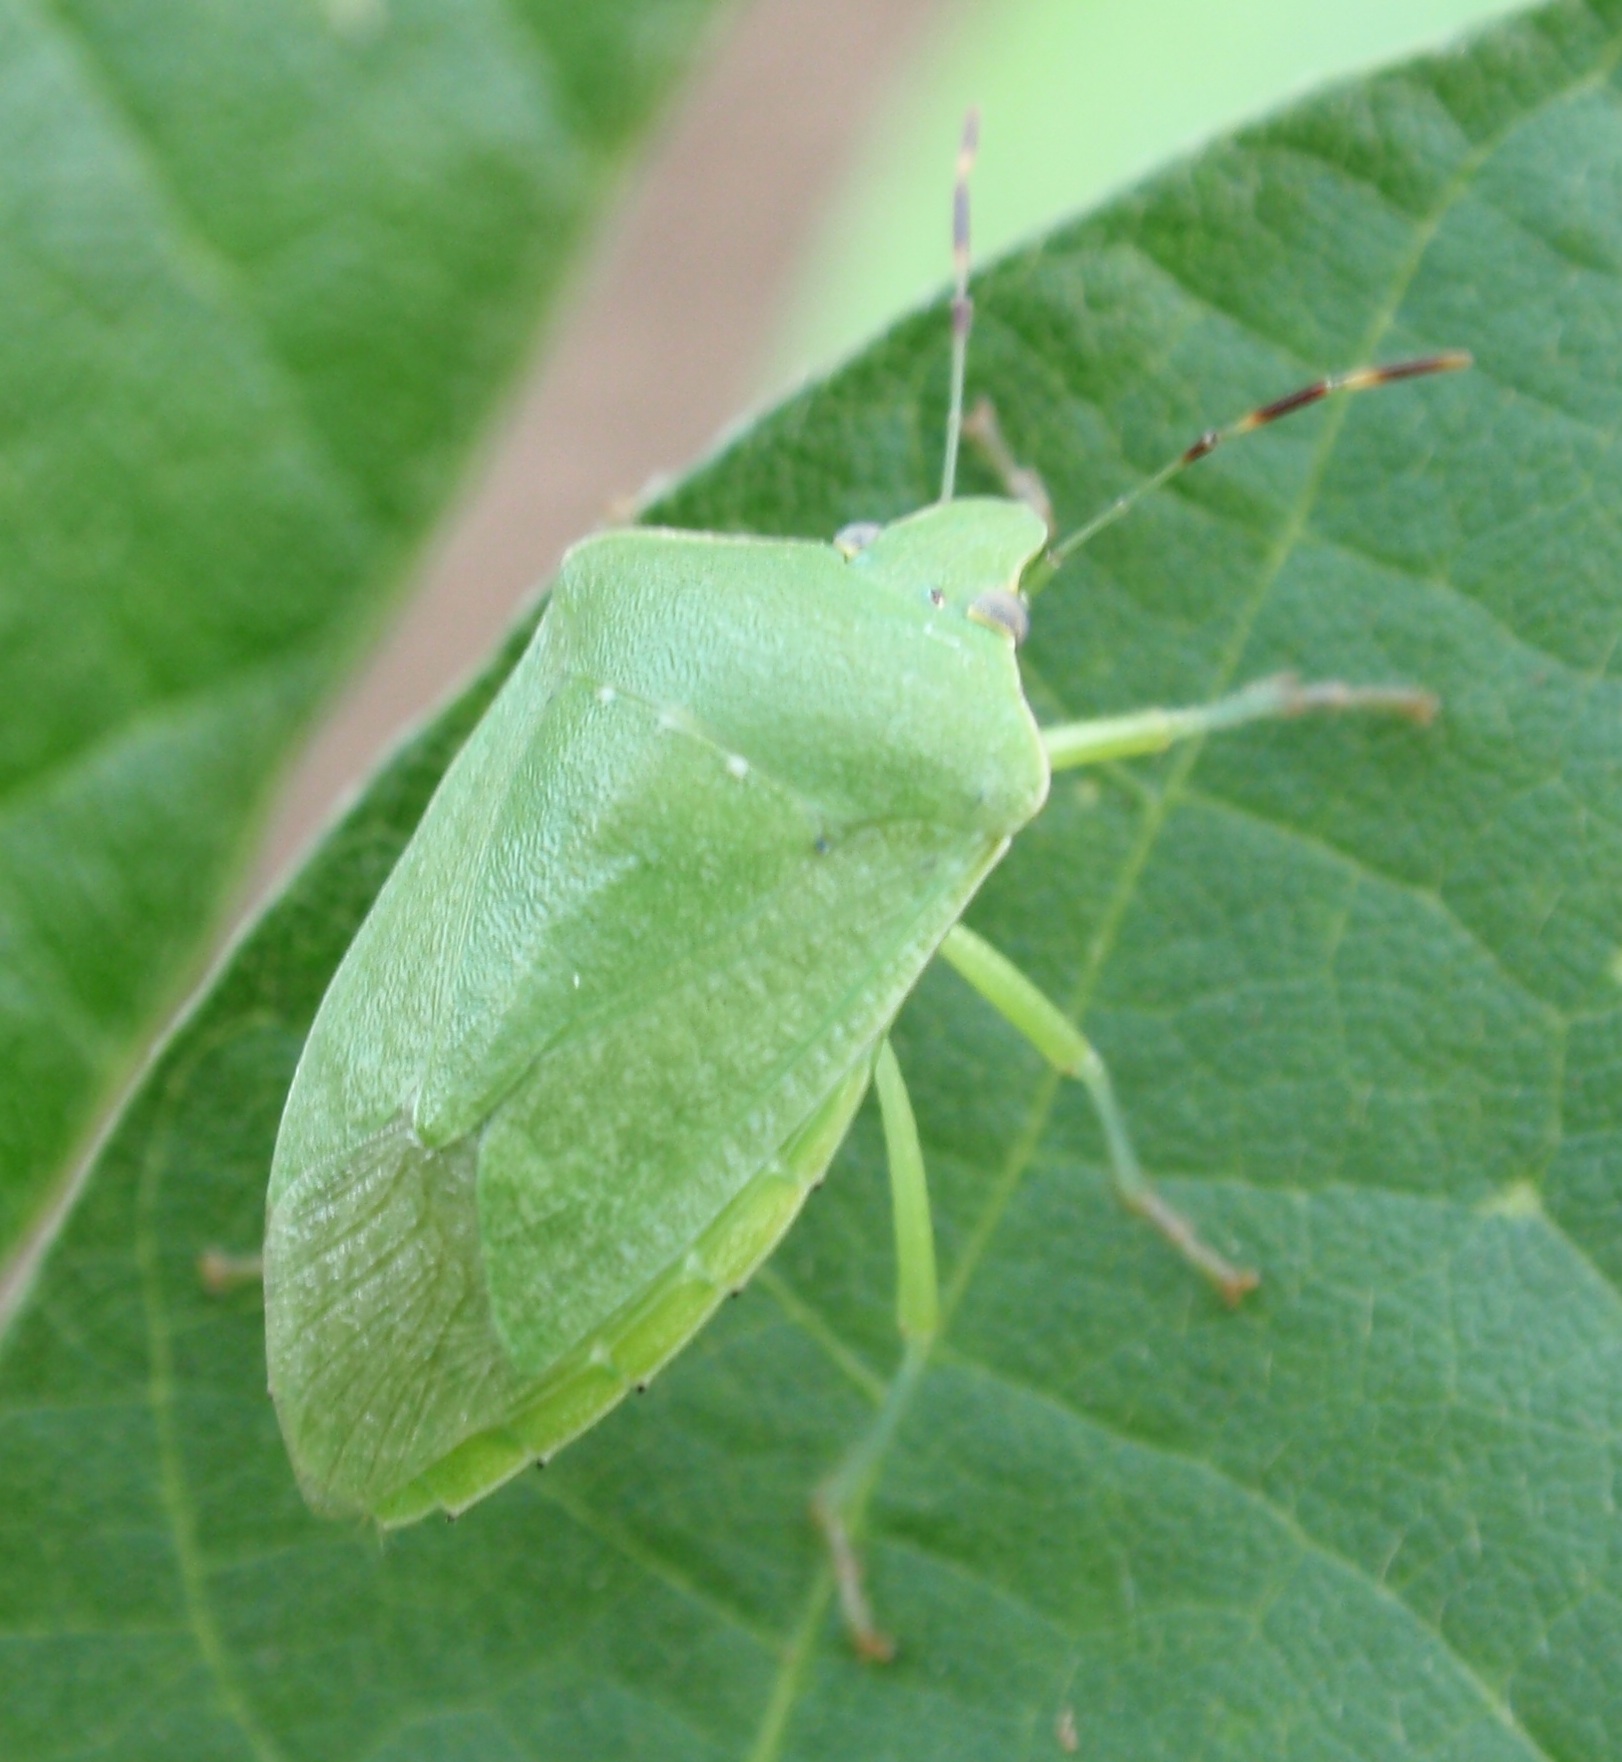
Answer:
264, 114, 1467, 1657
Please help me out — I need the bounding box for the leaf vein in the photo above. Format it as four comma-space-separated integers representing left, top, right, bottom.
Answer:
928, 1350, 1560, 1762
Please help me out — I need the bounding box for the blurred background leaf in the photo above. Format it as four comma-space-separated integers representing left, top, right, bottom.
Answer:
0, 0, 724, 1269
3, 2, 1620, 1756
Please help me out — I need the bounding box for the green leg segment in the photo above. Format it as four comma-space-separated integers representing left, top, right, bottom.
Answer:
810, 667, 1431, 1650
1005, 669, 1438, 1281
1043, 672, 1436, 772
813, 1039, 937, 1663
939, 924, 1258, 1305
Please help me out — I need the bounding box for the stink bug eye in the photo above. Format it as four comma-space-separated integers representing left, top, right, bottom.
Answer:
967, 587, 1029, 644
264, 104, 1469, 1666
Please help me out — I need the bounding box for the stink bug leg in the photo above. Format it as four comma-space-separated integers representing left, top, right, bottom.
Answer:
810, 112, 1467, 1660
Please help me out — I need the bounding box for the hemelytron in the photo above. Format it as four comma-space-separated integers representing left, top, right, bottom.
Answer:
264, 109, 1468, 1660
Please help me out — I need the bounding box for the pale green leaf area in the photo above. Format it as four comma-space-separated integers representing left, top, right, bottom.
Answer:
771, 0, 1529, 386
5, 3, 1622, 1757
0, 0, 721, 1263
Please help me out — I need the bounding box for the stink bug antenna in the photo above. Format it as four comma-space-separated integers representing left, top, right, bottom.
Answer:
1022, 351, 1472, 595
939, 107, 980, 504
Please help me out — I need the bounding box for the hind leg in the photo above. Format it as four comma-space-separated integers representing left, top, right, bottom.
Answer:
812, 1038, 937, 1661
940, 927, 1257, 1302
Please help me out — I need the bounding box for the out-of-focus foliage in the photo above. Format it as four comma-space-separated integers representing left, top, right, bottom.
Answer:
0, 0, 720, 1264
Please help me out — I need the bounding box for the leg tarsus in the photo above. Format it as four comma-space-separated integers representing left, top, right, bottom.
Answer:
1281, 675, 1438, 725
198, 1249, 263, 1295
1070, 1037, 1259, 1304
1109, 1149, 1260, 1307
812, 1487, 895, 1664
812, 1342, 930, 1662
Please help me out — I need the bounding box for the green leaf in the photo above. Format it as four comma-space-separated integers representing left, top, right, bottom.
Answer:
6, 2, 1622, 1755
0, 0, 721, 1264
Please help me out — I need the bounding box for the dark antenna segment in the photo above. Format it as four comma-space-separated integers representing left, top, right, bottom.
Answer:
1024, 351, 1472, 594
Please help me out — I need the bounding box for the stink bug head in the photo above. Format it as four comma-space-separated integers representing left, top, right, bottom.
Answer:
840, 495, 1043, 643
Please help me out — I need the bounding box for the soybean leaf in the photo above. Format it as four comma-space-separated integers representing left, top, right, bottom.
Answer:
0, 0, 721, 1265
5, 3, 1622, 1758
